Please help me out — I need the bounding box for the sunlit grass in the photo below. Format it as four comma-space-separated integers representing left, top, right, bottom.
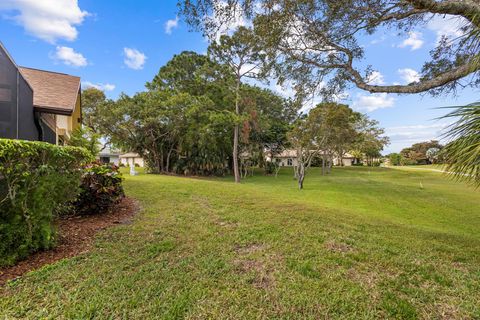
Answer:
1, 167, 479, 319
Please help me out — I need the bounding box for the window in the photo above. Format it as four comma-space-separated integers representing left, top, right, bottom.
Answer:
287, 158, 293, 166
100, 157, 110, 164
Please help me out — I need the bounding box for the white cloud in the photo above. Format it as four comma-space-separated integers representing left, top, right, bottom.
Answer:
427, 15, 466, 43
208, 0, 249, 40
165, 16, 179, 34
398, 68, 420, 84
370, 35, 387, 45
366, 71, 385, 85
353, 93, 395, 112
398, 31, 424, 50
0, 0, 88, 43
82, 81, 115, 91
385, 123, 449, 152
52, 46, 87, 67
123, 47, 146, 70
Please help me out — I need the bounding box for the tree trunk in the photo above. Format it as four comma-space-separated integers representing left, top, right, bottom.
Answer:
298, 163, 305, 189
322, 156, 325, 175
166, 146, 174, 173
233, 77, 241, 183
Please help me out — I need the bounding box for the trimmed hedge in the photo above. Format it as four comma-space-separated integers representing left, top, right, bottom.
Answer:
0, 139, 92, 266
72, 162, 124, 216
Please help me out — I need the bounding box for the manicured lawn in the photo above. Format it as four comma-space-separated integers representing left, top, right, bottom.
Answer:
1, 167, 479, 319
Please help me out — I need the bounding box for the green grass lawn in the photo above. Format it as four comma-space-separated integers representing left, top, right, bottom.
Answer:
1, 167, 479, 319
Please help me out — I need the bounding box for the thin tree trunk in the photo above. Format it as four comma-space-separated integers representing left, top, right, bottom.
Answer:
160, 148, 164, 173
298, 163, 305, 189
233, 77, 241, 183
166, 146, 174, 173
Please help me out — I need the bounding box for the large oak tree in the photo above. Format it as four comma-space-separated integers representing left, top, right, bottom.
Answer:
179, 0, 480, 97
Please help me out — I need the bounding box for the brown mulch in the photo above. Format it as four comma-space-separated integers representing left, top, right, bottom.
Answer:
0, 197, 139, 286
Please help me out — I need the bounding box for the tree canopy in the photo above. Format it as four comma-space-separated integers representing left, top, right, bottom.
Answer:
95, 51, 295, 177
179, 0, 480, 97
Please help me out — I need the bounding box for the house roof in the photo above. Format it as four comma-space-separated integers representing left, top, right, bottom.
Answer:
98, 146, 122, 157
18, 67, 80, 115
272, 149, 355, 158
120, 152, 142, 158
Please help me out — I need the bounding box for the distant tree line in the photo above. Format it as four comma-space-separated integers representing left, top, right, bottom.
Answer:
80, 51, 297, 176
76, 48, 388, 188
388, 140, 444, 166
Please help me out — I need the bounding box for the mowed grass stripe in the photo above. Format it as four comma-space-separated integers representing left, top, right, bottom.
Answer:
1, 167, 479, 319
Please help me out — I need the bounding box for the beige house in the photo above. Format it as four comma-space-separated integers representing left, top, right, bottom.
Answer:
98, 146, 121, 166
19, 67, 81, 144
120, 152, 145, 167
267, 149, 356, 167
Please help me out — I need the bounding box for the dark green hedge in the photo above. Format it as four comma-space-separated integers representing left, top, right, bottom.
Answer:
0, 139, 92, 266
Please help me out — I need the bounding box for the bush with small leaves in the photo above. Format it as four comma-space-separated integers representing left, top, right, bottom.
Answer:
0, 139, 92, 266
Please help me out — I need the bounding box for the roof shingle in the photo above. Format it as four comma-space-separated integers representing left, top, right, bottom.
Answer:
18, 67, 80, 115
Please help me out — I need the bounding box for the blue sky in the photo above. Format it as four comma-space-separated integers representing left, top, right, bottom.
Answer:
0, 0, 478, 153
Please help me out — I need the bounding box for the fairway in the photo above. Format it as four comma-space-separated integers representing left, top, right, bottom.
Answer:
1, 167, 479, 319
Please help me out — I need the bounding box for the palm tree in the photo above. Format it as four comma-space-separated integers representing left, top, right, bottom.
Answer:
440, 102, 480, 187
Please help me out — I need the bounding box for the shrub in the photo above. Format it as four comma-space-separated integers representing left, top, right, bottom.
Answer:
72, 162, 124, 216
389, 153, 402, 166
264, 161, 277, 175
0, 139, 92, 266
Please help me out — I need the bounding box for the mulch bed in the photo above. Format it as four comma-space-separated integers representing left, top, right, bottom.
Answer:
0, 197, 139, 286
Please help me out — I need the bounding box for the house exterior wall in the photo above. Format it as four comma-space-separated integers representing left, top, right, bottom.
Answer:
275, 157, 299, 167
56, 94, 81, 143
120, 157, 145, 167
0, 44, 18, 139
0, 44, 39, 141
332, 157, 354, 166
98, 155, 120, 166
17, 75, 37, 141
72, 94, 81, 131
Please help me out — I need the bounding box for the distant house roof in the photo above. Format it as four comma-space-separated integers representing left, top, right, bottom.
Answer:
120, 152, 142, 158
18, 67, 80, 115
98, 146, 122, 157
272, 149, 356, 158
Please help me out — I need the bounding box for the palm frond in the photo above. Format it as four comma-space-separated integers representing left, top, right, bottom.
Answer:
440, 102, 480, 188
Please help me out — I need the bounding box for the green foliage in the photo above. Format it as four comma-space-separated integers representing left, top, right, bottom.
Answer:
263, 161, 278, 175
400, 140, 443, 165
66, 126, 100, 156
81, 87, 107, 133
98, 51, 294, 178
180, 0, 480, 97
72, 162, 124, 215
440, 102, 480, 187
0, 139, 92, 266
389, 153, 402, 166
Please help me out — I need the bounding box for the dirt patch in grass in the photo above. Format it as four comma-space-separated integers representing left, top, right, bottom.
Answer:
324, 240, 353, 253
0, 197, 139, 286
234, 243, 265, 255
233, 243, 278, 289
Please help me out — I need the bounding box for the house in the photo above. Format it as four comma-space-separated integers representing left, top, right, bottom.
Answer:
0, 42, 81, 144
265, 149, 299, 167
266, 149, 355, 167
119, 152, 145, 167
98, 146, 121, 166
